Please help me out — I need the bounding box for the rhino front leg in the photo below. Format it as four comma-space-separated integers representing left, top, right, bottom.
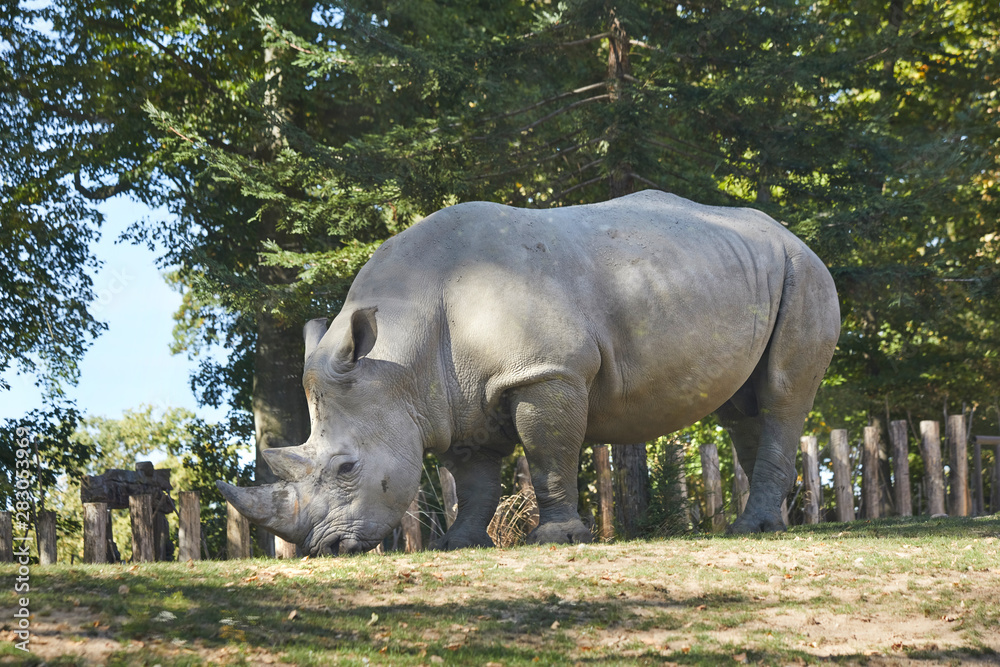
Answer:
510, 379, 593, 545
430, 447, 503, 550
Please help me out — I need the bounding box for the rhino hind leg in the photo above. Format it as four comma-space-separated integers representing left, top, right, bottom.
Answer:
720, 260, 840, 534
510, 379, 594, 545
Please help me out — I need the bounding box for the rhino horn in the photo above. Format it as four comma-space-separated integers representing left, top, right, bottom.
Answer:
262, 445, 315, 481
304, 318, 330, 362
216, 480, 309, 543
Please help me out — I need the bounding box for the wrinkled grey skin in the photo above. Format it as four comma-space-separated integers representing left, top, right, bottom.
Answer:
219, 190, 840, 555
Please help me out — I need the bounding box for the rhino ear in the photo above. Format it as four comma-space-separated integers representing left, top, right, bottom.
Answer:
303, 318, 330, 363
334, 307, 378, 369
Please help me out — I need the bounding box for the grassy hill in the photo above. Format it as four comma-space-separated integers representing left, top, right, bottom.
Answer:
2, 516, 999, 666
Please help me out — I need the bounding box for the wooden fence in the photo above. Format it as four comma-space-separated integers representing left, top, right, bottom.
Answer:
1, 420, 997, 563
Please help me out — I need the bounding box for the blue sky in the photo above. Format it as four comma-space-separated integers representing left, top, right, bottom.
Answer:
3, 197, 228, 425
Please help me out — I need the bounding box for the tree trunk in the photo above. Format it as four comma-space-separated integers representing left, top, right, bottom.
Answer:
130, 495, 155, 563
830, 429, 855, 522
699, 441, 725, 532
800, 436, 821, 524
947, 414, 969, 517
0, 512, 10, 563
920, 421, 947, 516
612, 443, 649, 539
606, 9, 634, 199
862, 426, 881, 519
593, 444, 614, 540
889, 420, 912, 516
253, 25, 313, 559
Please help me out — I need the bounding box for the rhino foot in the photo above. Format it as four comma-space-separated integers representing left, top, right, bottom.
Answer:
727, 512, 786, 535
527, 519, 593, 545
430, 528, 495, 551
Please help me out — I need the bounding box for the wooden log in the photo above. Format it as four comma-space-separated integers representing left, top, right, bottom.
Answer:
83, 503, 108, 564
129, 494, 155, 562
862, 426, 881, 519
972, 436, 984, 516
699, 441, 725, 533
830, 429, 855, 522
731, 444, 749, 517
438, 466, 458, 530
82, 464, 174, 512
889, 420, 912, 517
800, 436, 821, 524
178, 491, 201, 562
920, 421, 946, 516
226, 500, 252, 559
612, 443, 650, 539
401, 493, 423, 553
153, 511, 172, 561
947, 414, 969, 517
593, 444, 614, 541
36, 510, 57, 565
0, 512, 11, 563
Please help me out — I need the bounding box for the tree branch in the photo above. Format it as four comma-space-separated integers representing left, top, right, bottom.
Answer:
486, 82, 608, 123
550, 174, 606, 202
560, 32, 611, 48
73, 171, 131, 201
516, 94, 611, 134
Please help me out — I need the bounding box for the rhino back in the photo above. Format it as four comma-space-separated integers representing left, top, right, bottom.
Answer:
347, 190, 831, 443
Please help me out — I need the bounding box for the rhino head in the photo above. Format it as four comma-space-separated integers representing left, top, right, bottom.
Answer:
217, 308, 425, 555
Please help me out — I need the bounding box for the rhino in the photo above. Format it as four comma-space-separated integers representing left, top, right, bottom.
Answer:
218, 190, 840, 554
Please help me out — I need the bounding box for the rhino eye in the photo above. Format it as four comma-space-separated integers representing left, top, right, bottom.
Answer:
338, 461, 356, 475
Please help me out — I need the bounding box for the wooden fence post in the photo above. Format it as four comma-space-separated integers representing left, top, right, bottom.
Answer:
830, 429, 855, 522
947, 414, 970, 517
800, 436, 821, 524
862, 426, 881, 519
612, 443, 650, 539
593, 444, 614, 541
274, 536, 297, 559
0, 512, 12, 563
920, 421, 947, 516
37, 510, 57, 565
130, 494, 155, 562
226, 500, 251, 559
889, 420, 912, 516
83, 503, 108, 564
993, 442, 1000, 513
178, 491, 201, 561
515, 456, 534, 495
401, 493, 422, 553
731, 444, 749, 517
972, 436, 984, 516
699, 441, 725, 532
438, 467, 458, 530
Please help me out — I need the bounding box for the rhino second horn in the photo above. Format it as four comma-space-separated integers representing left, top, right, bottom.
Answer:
262, 446, 315, 481
215, 480, 309, 544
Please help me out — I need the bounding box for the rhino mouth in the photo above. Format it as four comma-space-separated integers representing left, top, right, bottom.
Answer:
311, 535, 375, 557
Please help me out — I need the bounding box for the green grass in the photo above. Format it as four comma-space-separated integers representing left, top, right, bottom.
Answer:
2, 515, 999, 666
